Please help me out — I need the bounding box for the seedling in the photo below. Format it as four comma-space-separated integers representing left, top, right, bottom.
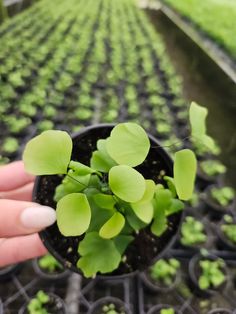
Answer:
149, 258, 180, 286
38, 254, 63, 273
210, 186, 235, 207
221, 215, 236, 244
160, 309, 175, 314
2, 137, 19, 154
180, 216, 206, 246
23, 122, 197, 277
199, 160, 226, 177
102, 303, 125, 314
198, 258, 226, 290
27, 290, 49, 314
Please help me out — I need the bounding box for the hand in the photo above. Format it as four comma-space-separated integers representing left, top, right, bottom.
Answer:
0, 161, 56, 267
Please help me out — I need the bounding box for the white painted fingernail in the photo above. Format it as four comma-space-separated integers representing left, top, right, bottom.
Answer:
20, 206, 56, 229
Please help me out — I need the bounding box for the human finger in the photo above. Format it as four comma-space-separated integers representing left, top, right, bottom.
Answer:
0, 199, 56, 238
0, 234, 47, 267
0, 161, 34, 192
0, 182, 34, 201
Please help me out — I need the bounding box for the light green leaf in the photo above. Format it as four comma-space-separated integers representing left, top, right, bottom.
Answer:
151, 206, 167, 236
56, 193, 91, 236
174, 149, 197, 200
166, 199, 184, 216
189, 102, 207, 138
131, 201, 154, 223
69, 161, 98, 176
138, 180, 156, 203
54, 173, 90, 202
106, 123, 150, 167
99, 212, 125, 239
164, 176, 176, 197
154, 189, 172, 215
77, 232, 121, 277
93, 193, 116, 210
23, 130, 72, 175
109, 165, 146, 203
90, 139, 117, 172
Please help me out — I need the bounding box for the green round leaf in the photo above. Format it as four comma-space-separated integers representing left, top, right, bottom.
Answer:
77, 232, 121, 277
99, 212, 125, 239
23, 130, 72, 175
131, 201, 154, 223
106, 123, 150, 167
109, 165, 146, 202
174, 149, 197, 201
56, 193, 91, 236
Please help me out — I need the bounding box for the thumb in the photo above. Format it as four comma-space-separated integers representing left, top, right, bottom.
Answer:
0, 200, 56, 238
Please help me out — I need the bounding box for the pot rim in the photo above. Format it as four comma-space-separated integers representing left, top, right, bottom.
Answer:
34, 123, 183, 279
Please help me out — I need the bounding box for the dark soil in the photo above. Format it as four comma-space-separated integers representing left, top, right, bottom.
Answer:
33, 124, 182, 277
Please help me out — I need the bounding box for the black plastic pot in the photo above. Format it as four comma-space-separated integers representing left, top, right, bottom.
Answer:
140, 261, 180, 293
18, 293, 66, 314
176, 216, 211, 253
87, 296, 131, 314
0, 263, 22, 282
32, 258, 71, 282
196, 166, 219, 191
33, 124, 182, 278
207, 309, 232, 314
201, 185, 234, 219
216, 216, 236, 251
188, 253, 228, 298
147, 304, 182, 314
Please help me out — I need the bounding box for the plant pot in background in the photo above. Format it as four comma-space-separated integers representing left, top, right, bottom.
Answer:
33, 124, 182, 278
176, 216, 212, 253
140, 258, 180, 293
216, 215, 236, 251
18, 293, 66, 314
147, 304, 182, 314
201, 185, 235, 219
0, 263, 23, 282
32, 258, 71, 282
87, 296, 131, 314
207, 309, 232, 314
188, 254, 228, 298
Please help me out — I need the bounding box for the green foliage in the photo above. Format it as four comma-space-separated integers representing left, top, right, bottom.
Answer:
102, 303, 126, 314
38, 254, 63, 273
189, 102, 221, 156
200, 160, 226, 177
163, 0, 236, 58
211, 186, 235, 207
174, 149, 197, 200
180, 216, 207, 246
2, 137, 19, 154
149, 258, 180, 286
221, 216, 236, 244
160, 309, 175, 314
27, 290, 50, 314
23, 130, 72, 175
198, 258, 226, 290
23, 123, 196, 277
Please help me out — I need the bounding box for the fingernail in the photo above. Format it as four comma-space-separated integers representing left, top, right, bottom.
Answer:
20, 206, 56, 229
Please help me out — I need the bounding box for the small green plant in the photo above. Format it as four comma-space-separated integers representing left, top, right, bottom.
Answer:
23, 122, 197, 277
198, 258, 226, 290
160, 309, 175, 314
149, 258, 180, 286
211, 186, 235, 207
2, 137, 19, 154
102, 303, 125, 314
38, 254, 63, 273
180, 216, 206, 246
27, 290, 50, 314
221, 215, 236, 244
199, 160, 226, 177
